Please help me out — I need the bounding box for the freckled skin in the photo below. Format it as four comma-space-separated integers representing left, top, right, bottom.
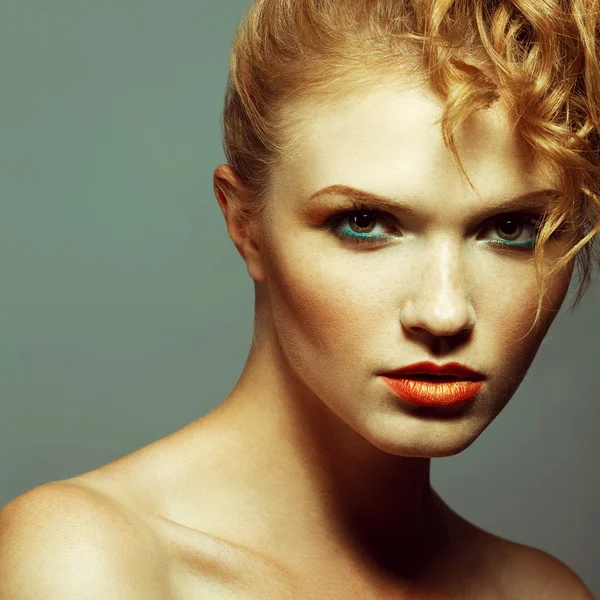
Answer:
205, 79, 576, 593
243, 82, 572, 458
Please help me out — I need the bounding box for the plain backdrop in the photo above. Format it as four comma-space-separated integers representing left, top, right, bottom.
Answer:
1, 0, 598, 595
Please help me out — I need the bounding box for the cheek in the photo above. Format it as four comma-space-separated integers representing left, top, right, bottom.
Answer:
266, 247, 375, 361
481, 260, 573, 393
263, 220, 574, 389
483, 280, 540, 349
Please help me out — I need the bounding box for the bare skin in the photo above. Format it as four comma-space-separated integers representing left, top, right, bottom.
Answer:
53, 420, 582, 599
1, 78, 593, 599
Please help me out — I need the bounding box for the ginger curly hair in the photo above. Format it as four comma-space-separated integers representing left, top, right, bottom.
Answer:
218, 0, 600, 333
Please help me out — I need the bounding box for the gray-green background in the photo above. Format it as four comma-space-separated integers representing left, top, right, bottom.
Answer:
1, 1, 598, 595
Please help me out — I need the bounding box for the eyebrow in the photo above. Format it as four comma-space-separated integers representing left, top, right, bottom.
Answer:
307, 184, 559, 221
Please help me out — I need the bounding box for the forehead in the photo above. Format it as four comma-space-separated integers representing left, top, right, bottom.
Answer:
272, 81, 556, 205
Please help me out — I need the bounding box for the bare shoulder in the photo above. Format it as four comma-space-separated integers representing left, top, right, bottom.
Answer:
496, 542, 594, 600
0, 479, 173, 599
489, 535, 593, 599
435, 496, 593, 599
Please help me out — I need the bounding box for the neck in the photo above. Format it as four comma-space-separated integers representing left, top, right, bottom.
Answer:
209, 326, 453, 578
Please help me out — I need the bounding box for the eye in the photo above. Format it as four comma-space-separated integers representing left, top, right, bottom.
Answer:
326, 206, 399, 246
324, 203, 548, 251
336, 210, 394, 235
480, 213, 542, 248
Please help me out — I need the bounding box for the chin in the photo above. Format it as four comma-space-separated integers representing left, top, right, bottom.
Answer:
391, 442, 477, 459
364, 420, 486, 459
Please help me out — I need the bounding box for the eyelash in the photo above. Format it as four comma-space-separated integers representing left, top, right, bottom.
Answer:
325, 201, 546, 252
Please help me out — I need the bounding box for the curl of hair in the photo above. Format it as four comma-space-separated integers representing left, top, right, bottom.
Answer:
218, 0, 600, 334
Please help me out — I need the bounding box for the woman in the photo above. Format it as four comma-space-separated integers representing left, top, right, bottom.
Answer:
1, 0, 598, 598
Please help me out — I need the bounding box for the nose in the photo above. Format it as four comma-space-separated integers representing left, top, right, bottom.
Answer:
399, 242, 476, 339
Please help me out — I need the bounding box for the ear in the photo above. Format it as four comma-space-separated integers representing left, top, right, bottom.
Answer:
213, 164, 268, 283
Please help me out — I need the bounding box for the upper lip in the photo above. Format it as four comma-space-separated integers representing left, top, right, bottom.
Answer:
381, 361, 485, 380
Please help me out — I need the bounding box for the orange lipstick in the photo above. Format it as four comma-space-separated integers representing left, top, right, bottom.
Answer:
380, 361, 485, 407
381, 376, 483, 406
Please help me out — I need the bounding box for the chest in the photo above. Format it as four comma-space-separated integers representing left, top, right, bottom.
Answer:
165, 545, 506, 600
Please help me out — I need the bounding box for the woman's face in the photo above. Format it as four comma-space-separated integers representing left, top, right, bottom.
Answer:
253, 81, 575, 458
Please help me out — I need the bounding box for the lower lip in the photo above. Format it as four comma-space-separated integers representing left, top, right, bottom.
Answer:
381, 376, 484, 407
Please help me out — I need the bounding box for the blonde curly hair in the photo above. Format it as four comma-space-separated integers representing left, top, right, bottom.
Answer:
218, 0, 600, 333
